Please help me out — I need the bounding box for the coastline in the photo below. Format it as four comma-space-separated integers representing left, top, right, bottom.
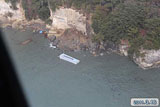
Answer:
0, 8, 159, 70
1, 26, 160, 70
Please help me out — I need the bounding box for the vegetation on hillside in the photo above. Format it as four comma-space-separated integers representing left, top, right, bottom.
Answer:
21, 0, 50, 21
91, 0, 160, 57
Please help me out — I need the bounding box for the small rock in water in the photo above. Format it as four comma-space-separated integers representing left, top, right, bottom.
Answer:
100, 53, 104, 56
92, 51, 96, 55
92, 51, 98, 56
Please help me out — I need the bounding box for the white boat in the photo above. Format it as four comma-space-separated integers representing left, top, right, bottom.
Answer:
59, 53, 80, 64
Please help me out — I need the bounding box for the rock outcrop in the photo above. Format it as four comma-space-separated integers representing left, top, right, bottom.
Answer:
0, 0, 25, 27
119, 40, 130, 56
47, 7, 95, 53
134, 49, 160, 69
119, 44, 129, 56
48, 7, 87, 37
0, 0, 24, 20
55, 28, 91, 51
0, 0, 47, 31
119, 40, 160, 69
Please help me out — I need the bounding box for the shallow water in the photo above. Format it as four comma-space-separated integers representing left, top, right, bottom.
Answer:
2, 28, 160, 107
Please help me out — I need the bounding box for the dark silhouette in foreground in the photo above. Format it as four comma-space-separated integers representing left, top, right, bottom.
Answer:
0, 29, 28, 107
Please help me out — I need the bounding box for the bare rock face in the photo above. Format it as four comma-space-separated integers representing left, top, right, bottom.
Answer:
0, 0, 46, 31
118, 40, 160, 69
134, 49, 160, 69
119, 40, 130, 56
49, 7, 87, 36
119, 44, 129, 56
56, 29, 90, 51
0, 0, 25, 24
48, 8, 94, 52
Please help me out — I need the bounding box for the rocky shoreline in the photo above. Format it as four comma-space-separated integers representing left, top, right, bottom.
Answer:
1, 0, 160, 69
119, 44, 160, 69
133, 50, 160, 69
2, 18, 160, 69
1, 16, 160, 70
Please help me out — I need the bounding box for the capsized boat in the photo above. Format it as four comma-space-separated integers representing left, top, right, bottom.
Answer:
59, 53, 80, 64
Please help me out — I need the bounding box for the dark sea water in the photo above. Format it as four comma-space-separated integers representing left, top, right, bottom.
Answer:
2, 28, 160, 107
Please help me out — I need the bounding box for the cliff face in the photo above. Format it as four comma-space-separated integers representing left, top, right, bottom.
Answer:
0, 1, 88, 34
56, 28, 91, 51
134, 49, 160, 69
47, 7, 94, 52
0, 1, 90, 35
0, 0, 47, 30
119, 45, 160, 69
0, 0, 25, 25
48, 7, 87, 36
0, 1, 92, 51
0, 0, 24, 20
119, 44, 129, 56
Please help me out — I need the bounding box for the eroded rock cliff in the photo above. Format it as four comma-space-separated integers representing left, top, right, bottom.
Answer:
0, 0, 24, 20
119, 45, 160, 69
134, 49, 160, 69
47, 7, 87, 37
0, 0, 47, 30
0, 0, 25, 27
